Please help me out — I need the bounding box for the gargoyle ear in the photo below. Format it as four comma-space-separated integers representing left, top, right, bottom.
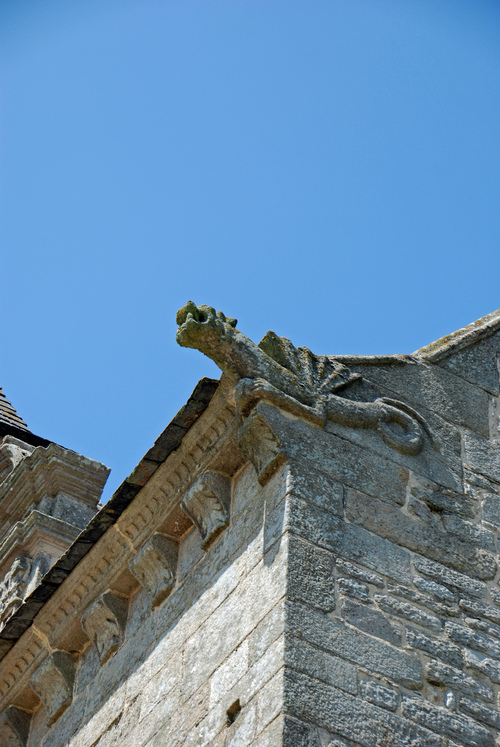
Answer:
227, 317, 237, 328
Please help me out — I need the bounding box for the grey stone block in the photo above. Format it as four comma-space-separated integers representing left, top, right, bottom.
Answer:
445, 620, 500, 659
406, 627, 463, 668
287, 600, 421, 689
286, 636, 358, 696
335, 559, 384, 588
338, 578, 370, 602
353, 360, 490, 438
346, 488, 496, 580
287, 495, 412, 584
438, 330, 500, 395
463, 430, 500, 484
413, 556, 486, 598
426, 659, 493, 702
482, 492, 500, 526
285, 669, 445, 747
287, 535, 335, 612
459, 696, 500, 729
359, 679, 399, 712
412, 576, 455, 602
341, 598, 402, 647
402, 694, 494, 747
459, 598, 500, 626
374, 594, 442, 632
464, 648, 500, 684
288, 467, 344, 518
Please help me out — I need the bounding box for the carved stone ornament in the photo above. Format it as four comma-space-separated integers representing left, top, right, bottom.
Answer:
80, 591, 128, 665
238, 407, 286, 486
176, 302, 426, 456
0, 557, 31, 628
129, 534, 178, 608
29, 650, 76, 725
4, 705, 31, 746
181, 472, 230, 549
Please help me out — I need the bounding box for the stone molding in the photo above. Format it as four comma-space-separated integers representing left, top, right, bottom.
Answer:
0, 437, 33, 486
181, 471, 231, 548
81, 591, 128, 665
237, 406, 286, 486
4, 704, 31, 746
129, 533, 179, 608
0, 443, 109, 545
0, 386, 236, 716
29, 650, 75, 725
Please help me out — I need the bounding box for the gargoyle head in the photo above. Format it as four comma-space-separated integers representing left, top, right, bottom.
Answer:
176, 301, 238, 355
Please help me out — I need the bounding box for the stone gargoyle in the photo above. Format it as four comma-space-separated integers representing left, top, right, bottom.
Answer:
176, 301, 425, 455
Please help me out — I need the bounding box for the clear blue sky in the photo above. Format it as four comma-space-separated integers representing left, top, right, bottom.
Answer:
2, 0, 499, 499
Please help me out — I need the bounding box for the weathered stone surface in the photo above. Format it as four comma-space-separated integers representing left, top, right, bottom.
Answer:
129, 533, 178, 607
341, 598, 402, 646
285, 669, 445, 747
287, 600, 422, 689
406, 627, 463, 668
437, 329, 500, 395
4, 308, 500, 746
181, 472, 231, 549
30, 651, 76, 726
335, 559, 384, 588
338, 578, 370, 602
459, 696, 500, 729
346, 488, 497, 580
402, 694, 494, 747
463, 430, 500, 484
287, 535, 335, 612
4, 705, 31, 746
359, 680, 399, 712
445, 620, 500, 659
350, 359, 491, 438
285, 637, 357, 695
412, 556, 486, 598
81, 591, 128, 665
287, 494, 413, 584
425, 659, 493, 701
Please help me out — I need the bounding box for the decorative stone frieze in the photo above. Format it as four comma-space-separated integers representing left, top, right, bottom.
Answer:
237, 406, 286, 486
4, 704, 31, 746
0, 437, 33, 486
181, 471, 230, 549
29, 650, 75, 725
80, 591, 128, 665
0, 557, 31, 627
176, 301, 426, 455
129, 533, 178, 607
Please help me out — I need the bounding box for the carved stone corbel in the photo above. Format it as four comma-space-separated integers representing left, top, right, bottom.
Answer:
29, 650, 76, 725
80, 591, 128, 665
129, 534, 178, 608
3, 705, 31, 746
181, 472, 230, 549
237, 406, 287, 486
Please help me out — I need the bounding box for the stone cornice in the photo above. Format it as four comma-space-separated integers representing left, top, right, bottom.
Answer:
0, 444, 109, 543
414, 307, 500, 362
0, 511, 81, 574
0, 377, 226, 714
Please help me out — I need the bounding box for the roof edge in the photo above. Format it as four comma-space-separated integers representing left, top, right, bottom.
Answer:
0, 376, 219, 650
413, 308, 500, 363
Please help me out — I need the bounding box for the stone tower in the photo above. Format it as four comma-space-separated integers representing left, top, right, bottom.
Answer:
0, 306, 500, 746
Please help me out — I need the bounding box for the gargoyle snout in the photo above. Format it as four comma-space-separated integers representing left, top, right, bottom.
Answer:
176, 300, 203, 327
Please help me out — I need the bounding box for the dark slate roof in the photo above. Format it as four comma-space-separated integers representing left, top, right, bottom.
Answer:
0, 386, 29, 432
0, 376, 219, 652
0, 386, 51, 448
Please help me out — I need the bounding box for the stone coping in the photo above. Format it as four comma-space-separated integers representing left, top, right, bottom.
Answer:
414, 307, 500, 361
0, 377, 219, 656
